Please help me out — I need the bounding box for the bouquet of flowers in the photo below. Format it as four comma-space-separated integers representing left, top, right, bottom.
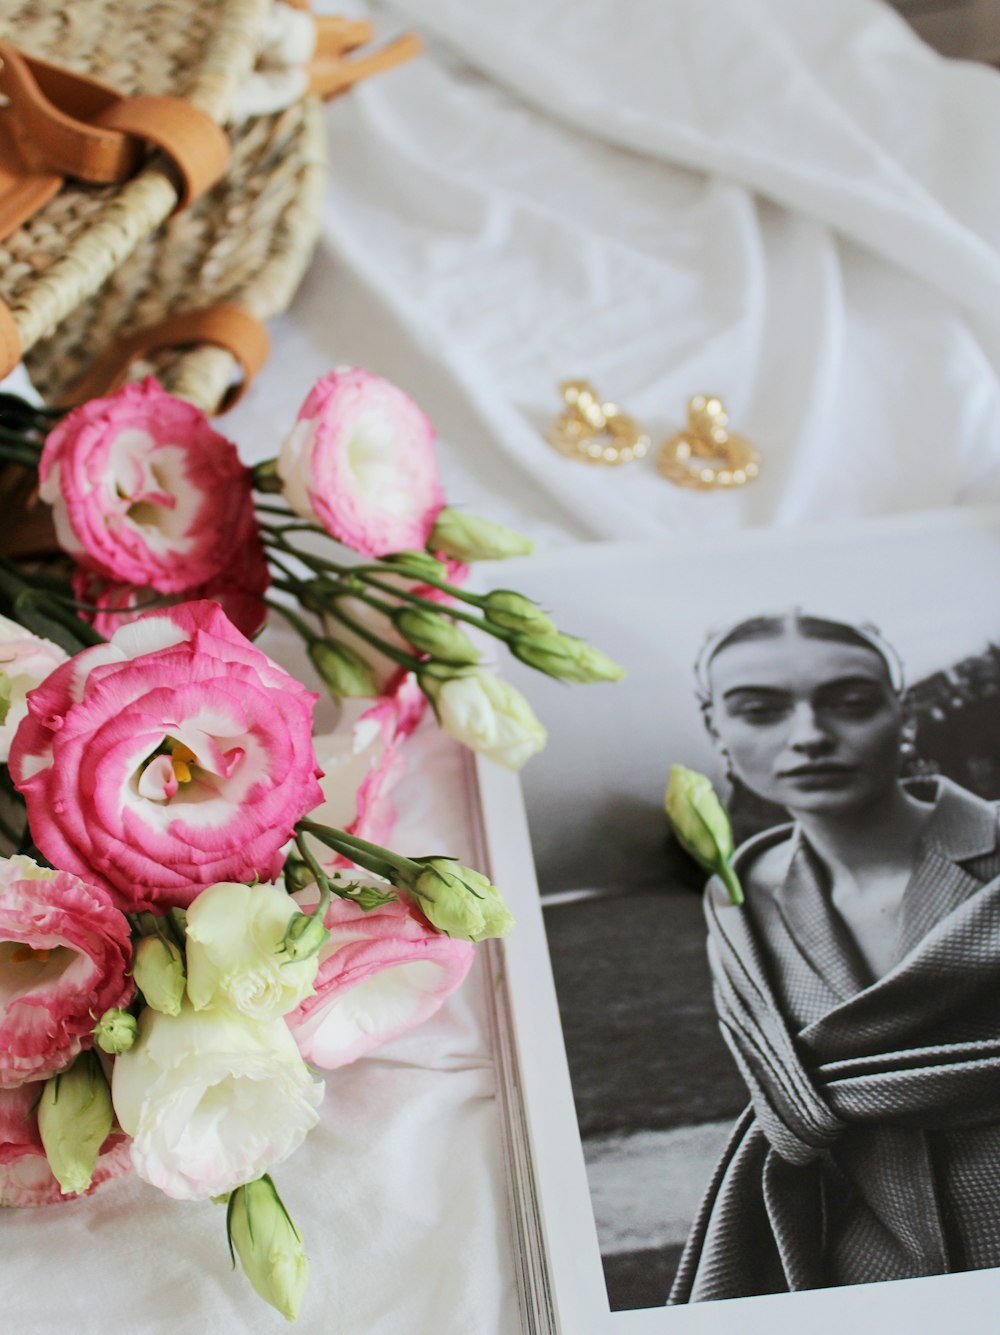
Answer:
0, 369, 621, 1318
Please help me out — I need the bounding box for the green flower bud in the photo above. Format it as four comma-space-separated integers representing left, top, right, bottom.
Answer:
93, 1007, 138, 1054
381, 550, 449, 581
280, 909, 329, 963
482, 590, 556, 635
132, 935, 187, 1016
308, 638, 377, 698
428, 508, 533, 562
393, 607, 480, 664
38, 1051, 114, 1196
251, 458, 284, 494
283, 855, 317, 893
228, 1176, 309, 1322
511, 631, 625, 683
665, 765, 743, 906
408, 858, 515, 942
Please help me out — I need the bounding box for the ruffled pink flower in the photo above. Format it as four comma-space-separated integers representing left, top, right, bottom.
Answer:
277, 368, 445, 557
0, 1082, 131, 1206
310, 675, 425, 851
0, 855, 133, 1088
285, 887, 473, 1069
40, 378, 257, 594
9, 602, 324, 912
72, 513, 270, 642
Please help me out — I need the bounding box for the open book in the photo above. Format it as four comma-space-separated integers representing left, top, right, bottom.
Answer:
471, 508, 1000, 1333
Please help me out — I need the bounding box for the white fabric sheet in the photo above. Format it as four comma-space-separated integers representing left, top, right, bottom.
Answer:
9, 2, 1000, 1330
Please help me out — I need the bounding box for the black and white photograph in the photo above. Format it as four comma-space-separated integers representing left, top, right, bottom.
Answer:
492, 510, 1000, 1324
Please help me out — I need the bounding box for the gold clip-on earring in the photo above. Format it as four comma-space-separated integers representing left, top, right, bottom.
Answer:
548, 380, 650, 466
658, 395, 760, 490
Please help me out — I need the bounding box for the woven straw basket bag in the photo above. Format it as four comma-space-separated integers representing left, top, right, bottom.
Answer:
0, 0, 417, 413
0, 0, 270, 383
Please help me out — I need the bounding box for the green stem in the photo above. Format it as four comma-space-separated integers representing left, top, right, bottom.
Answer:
320, 598, 426, 674
297, 820, 421, 883
358, 571, 515, 645
264, 597, 317, 644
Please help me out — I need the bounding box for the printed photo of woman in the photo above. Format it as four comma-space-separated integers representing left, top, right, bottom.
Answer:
670, 611, 1000, 1302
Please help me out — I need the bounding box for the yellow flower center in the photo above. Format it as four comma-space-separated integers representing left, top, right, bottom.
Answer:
170, 742, 197, 785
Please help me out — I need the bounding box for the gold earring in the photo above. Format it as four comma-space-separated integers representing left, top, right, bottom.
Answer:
658, 396, 760, 490
548, 380, 650, 466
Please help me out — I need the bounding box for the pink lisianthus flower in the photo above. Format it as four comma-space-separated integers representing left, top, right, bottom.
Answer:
0, 1082, 131, 1206
0, 855, 133, 1088
285, 883, 474, 1069
72, 510, 270, 642
0, 615, 67, 763
9, 602, 324, 912
39, 378, 257, 594
311, 675, 425, 851
277, 368, 445, 557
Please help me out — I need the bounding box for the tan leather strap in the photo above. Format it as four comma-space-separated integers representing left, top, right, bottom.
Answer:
59, 304, 271, 413
0, 300, 23, 380
0, 43, 143, 183
95, 96, 229, 209
0, 41, 230, 214
308, 28, 423, 100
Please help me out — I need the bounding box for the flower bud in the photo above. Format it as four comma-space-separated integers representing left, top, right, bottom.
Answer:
132, 934, 187, 1016
38, 1051, 114, 1195
665, 765, 744, 906
421, 670, 547, 770
381, 550, 449, 581
428, 508, 533, 562
251, 458, 285, 494
280, 908, 329, 963
228, 1176, 309, 1321
482, 590, 556, 635
408, 858, 515, 942
93, 1007, 138, 1055
283, 855, 316, 893
511, 631, 625, 683
393, 607, 479, 664
308, 638, 378, 698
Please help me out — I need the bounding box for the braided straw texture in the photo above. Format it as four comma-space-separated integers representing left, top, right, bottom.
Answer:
0, 0, 270, 357
25, 94, 327, 412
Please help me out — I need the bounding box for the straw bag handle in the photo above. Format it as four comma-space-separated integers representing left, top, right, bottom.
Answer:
58, 304, 271, 414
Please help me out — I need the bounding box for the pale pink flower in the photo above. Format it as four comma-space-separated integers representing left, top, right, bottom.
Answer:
9, 602, 324, 912
277, 368, 445, 556
0, 615, 67, 763
40, 378, 258, 594
0, 1082, 131, 1206
285, 885, 474, 1069
310, 675, 425, 851
0, 855, 132, 1088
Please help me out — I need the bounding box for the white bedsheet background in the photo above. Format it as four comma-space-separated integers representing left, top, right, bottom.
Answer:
11, 3, 1000, 1332
230, 0, 1000, 544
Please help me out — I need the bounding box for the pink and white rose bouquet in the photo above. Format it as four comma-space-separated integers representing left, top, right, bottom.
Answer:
0, 365, 620, 1320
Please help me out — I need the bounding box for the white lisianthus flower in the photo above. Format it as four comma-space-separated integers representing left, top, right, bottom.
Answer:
185, 881, 319, 1022
423, 670, 547, 771
111, 1003, 323, 1201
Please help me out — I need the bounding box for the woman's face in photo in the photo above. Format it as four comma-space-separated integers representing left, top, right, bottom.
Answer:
707, 630, 904, 816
